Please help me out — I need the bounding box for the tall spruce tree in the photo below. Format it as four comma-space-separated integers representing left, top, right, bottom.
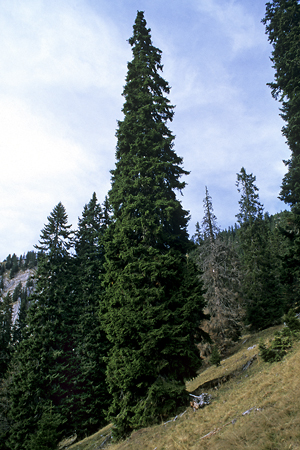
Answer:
263, 1, 300, 308
73, 193, 110, 435
101, 11, 206, 438
263, 0, 300, 208
236, 168, 284, 329
6, 203, 77, 450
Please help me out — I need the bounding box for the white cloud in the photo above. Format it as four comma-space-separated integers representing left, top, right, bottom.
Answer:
0, 99, 87, 179
0, 97, 92, 253
0, 0, 291, 258
0, 0, 129, 258
0, 0, 128, 93
195, 0, 266, 54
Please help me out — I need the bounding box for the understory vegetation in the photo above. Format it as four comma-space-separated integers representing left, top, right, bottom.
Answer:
1, 1, 300, 448
67, 325, 300, 450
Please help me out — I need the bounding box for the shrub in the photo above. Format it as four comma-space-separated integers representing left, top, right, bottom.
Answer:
259, 320, 297, 363
210, 346, 221, 366
283, 309, 300, 332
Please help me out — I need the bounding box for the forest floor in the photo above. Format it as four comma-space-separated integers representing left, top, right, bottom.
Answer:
65, 324, 300, 450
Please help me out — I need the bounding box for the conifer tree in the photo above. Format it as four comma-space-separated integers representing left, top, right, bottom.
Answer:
192, 221, 203, 245
263, 0, 300, 209
263, 1, 300, 308
236, 167, 264, 224
5, 255, 12, 271
0, 293, 13, 379
73, 193, 110, 435
202, 186, 220, 241
236, 168, 283, 329
7, 203, 77, 450
210, 346, 221, 367
194, 188, 243, 354
101, 11, 205, 438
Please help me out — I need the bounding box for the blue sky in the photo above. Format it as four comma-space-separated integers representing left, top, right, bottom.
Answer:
0, 0, 290, 259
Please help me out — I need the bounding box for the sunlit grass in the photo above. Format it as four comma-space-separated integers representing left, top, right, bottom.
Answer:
68, 325, 300, 450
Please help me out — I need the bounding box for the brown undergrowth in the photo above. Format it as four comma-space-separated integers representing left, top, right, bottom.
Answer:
68, 326, 300, 450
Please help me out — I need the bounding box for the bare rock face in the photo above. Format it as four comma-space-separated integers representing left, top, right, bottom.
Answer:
0, 268, 36, 323
1, 269, 35, 296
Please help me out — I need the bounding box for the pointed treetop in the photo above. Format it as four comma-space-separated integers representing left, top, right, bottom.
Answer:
202, 186, 220, 241
120, 10, 173, 123
236, 167, 264, 224
35, 202, 73, 257
129, 11, 153, 47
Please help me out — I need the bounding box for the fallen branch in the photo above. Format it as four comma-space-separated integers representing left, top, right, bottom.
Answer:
189, 393, 211, 411
199, 407, 261, 440
200, 421, 232, 440
163, 409, 187, 425
98, 432, 112, 449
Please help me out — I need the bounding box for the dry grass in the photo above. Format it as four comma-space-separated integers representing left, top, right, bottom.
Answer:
67, 424, 113, 450
68, 326, 300, 450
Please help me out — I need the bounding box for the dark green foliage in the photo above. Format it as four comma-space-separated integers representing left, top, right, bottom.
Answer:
236, 167, 264, 225
259, 329, 293, 363
7, 203, 76, 450
25, 403, 63, 450
192, 221, 203, 245
0, 293, 13, 378
279, 211, 300, 309
5, 255, 12, 271
218, 223, 240, 248
263, 1, 300, 311
9, 266, 18, 279
0, 377, 11, 450
263, 0, 300, 208
8, 254, 19, 279
35, 202, 73, 257
236, 168, 284, 330
283, 309, 300, 332
12, 282, 22, 303
6, 197, 111, 448
73, 193, 110, 435
210, 346, 221, 367
24, 251, 37, 269
202, 186, 220, 241
101, 11, 206, 438
259, 310, 300, 363
241, 218, 284, 329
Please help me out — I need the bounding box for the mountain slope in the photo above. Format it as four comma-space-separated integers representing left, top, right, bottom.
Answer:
66, 325, 300, 450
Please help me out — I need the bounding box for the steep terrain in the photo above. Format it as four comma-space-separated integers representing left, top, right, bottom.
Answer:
1, 268, 35, 297
65, 325, 300, 450
0, 268, 36, 321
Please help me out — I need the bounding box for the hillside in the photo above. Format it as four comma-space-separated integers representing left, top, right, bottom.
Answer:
1, 268, 35, 297
0, 267, 36, 322
65, 325, 300, 450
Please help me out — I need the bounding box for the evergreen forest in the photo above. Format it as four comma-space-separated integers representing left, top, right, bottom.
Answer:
1, 3, 300, 448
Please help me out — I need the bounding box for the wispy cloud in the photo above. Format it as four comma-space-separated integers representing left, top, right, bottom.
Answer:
0, 0, 128, 92
0, 0, 290, 258
195, 0, 266, 54
0, 0, 129, 257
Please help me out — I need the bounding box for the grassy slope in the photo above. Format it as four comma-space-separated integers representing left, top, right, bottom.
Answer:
67, 326, 300, 450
